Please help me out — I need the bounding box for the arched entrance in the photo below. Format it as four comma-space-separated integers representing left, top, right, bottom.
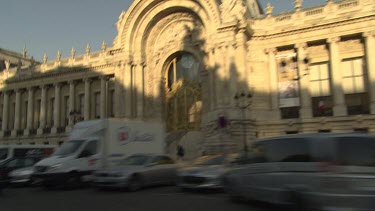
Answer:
165, 53, 202, 132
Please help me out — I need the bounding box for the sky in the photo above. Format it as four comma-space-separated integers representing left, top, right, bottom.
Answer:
0, 0, 327, 62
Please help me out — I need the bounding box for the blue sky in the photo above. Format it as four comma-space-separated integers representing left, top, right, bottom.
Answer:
0, 0, 327, 62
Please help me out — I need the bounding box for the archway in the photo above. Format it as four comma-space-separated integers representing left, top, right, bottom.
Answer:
165, 53, 202, 132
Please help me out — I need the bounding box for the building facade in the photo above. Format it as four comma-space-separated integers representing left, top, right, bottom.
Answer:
0, 0, 374, 158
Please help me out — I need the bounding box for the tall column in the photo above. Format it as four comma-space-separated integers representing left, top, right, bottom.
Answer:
296, 43, 312, 118
100, 76, 107, 119
1, 91, 9, 136
124, 61, 133, 118
328, 37, 347, 116
266, 48, 280, 119
84, 78, 91, 120
68, 80, 75, 127
134, 61, 144, 118
208, 48, 217, 110
364, 31, 375, 114
51, 83, 61, 134
12, 89, 22, 136
24, 87, 34, 135
37, 85, 47, 134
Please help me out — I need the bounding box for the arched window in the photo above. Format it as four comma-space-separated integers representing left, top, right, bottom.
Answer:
165, 53, 202, 132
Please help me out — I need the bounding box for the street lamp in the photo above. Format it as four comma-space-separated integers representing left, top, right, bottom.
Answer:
234, 90, 253, 153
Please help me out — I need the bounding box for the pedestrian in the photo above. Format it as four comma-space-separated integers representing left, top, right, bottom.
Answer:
177, 145, 185, 161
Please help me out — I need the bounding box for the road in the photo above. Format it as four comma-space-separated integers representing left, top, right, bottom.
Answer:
0, 186, 279, 211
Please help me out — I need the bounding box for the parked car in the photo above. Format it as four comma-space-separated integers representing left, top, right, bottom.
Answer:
93, 154, 177, 191
9, 166, 37, 186
177, 154, 242, 190
223, 133, 375, 210
0, 157, 45, 188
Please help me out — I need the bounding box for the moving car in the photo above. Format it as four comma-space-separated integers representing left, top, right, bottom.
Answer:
223, 133, 375, 210
9, 166, 37, 186
0, 156, 46, 188
33, 119, 166, 188
93, 154, 177, 191
177, 154, 241, 190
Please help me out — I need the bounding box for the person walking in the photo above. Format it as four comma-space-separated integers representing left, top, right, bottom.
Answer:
176, 145, 185, 161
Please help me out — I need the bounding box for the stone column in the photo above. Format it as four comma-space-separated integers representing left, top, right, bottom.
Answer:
11, 89, 22, 136
24, 87, 34, 135
1, 91, 9, 136
266, 48, 280, 118
68, 80, 75, 127
84, 78, 91, 120
364, 31, 375, 114
37, 85, 47, 135
100, 76, 107, 119
296, 43, 312, 118
51, 83, 61, 134
124, 61, 133, 118
328, 37, 347, 116
134, 61, 144, 118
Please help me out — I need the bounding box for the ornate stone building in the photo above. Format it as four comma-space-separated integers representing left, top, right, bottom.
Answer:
0, 0, 374, 158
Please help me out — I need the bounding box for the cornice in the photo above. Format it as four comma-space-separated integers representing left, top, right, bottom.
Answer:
251, 15, 375, 41
4, 63, 115, 84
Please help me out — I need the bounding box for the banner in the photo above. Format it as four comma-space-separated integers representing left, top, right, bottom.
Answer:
276, 53, 300, 108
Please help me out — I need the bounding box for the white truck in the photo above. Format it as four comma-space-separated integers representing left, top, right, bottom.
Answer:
33, 119, 166, 187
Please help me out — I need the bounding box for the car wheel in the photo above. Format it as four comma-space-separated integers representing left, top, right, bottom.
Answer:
127, 175, 142, 192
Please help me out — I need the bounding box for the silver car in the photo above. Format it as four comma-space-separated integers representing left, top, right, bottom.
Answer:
223, 133, 375, 210
177, 154, 241, 190
9, 166, 36, 185
93, 154, 177, 191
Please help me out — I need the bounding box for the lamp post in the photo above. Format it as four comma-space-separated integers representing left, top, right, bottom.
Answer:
234, 90, 253, 153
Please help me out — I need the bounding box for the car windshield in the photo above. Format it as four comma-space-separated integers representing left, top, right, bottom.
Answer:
120, 155, 150, 166
192, 155, 226, 166
54, 140, 85, 156
0, 148, 8, 161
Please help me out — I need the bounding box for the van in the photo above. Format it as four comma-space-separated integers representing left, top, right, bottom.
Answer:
33, 119, 166, 188
223, 133, 375, 210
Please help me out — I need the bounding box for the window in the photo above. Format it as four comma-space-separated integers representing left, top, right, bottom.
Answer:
337, 137, 375, 166
79, 94, 84, 114
264, 138, 311, 162
35, 100, 41, 128
354, 128, 368, 133
83, 140, 98, 156
280, 107, 299, 119
312, 96, 333, 117
110, 90, 115, 117
342, 58, 369, 115
346, 93, 369, 115
94, 92, 100, 119
318, 129, 331, 133
309, 63, 333, 117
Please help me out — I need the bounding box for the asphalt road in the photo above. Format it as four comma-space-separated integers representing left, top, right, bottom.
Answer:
0, 186, 279, 211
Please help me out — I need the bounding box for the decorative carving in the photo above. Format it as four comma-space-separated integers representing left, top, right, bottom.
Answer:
86, 44, 91, 55
57, 51, 61, 62
295, 43, 307, 50
294, 0, 303, 11
265, 3, 274, 17
220, 0, 247, 23
264, 48, 277, 55
4, 60, 10, 70
43, 53, 48, 64
101, 41, 107, 51
71, 48, 75, 59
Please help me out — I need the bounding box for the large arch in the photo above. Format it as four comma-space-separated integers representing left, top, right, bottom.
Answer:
115, 0, 221, 52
